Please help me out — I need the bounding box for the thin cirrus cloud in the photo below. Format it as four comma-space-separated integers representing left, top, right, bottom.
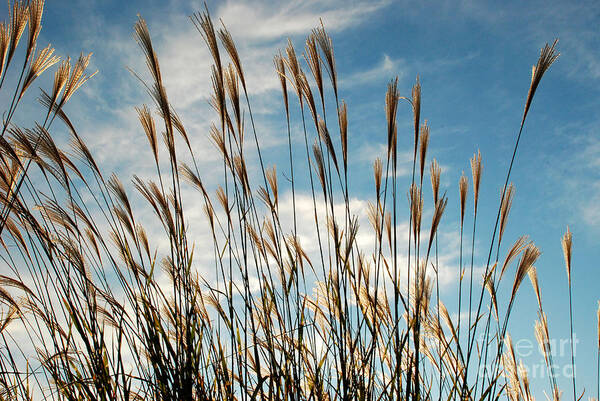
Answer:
61, 0, 400, 181
142, 0, 394, 107
341, 54, 407, 87
567, 129, 600, 227
214, 0, 393, 40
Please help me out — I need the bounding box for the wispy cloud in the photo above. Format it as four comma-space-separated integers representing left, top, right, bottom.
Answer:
136, 0, 393, 109
214, 0, 392, 40
57, 0, 394, 185
342, 54, 407, 86
539, 119, 600, 231
573, 133, 600, 227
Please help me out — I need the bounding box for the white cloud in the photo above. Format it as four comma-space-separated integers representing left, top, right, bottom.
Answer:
581, 185, 600, 225
136, 0, 393, 110
58, 0, 395, 193
543, 122, 600, 230
342, 54, 407, 87
576, 135, 600, 226
352, 141, 414, 178
214, 0, 392, 40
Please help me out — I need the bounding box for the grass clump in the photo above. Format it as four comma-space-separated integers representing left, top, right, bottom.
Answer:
0, 1, 582, 401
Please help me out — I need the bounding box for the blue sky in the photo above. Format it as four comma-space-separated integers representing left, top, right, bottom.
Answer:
4, 0, 600, 398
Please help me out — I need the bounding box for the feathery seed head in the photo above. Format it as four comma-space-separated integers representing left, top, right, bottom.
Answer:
209, 123, 228, 163
134, 17, 162, 86
136, 105, 158, 163
233, 155, 250, 194
219, 24, 245, 91
500, 235, 529, 283
266, 166, 278, 207
299, 70, 318, 126
499, 183, 515, 247
385, 211, 392, 250
339, 100, 347, 169
511, 243, 540, 303
318, 119, 339, 172
534, 312, 551, 366
374, 158, 382, 197
502, 335, 519, 400
522, 40, 559, 127
484, 268, 499, 320
0, 23, 9, 81
50, 57, 70, 107
61, 52, 96, 104
313, 20, 337, 98
274, 52, 288, 114
459, 172, 468, 226
427, 194, 447, 260
410, 183, 423, 240
27, 0, 44, 58
224, 63, 241, 136
471, 150, 482, 213
191, 8, 222, 82
367, 201, 381, 237
430, 159, 441, 204
20, 44, 58, 98
305, 34, 323, 102
312, 140, 326, 193
209, 64, 226, 125
385, 77, 399, 158
7, 0, 28, 65
284, 40, 303, 102
562, 227, 572, 285
528, 266, 543, 311
412, 76, 421, 153
419, 122, 430, 184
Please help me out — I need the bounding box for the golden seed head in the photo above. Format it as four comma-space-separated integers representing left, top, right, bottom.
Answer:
274, 52, 289, 114
312, 20, 337, 98
511, 243, 540, 303
562, 226, 572, 284
499, 183, 515, 247
419, 122, 430, 184
191, 7, 222, 81
427, 195, 447, 259
522, 40, 559, 126
430, 159, 441, 204
27, 0, 45, 56
339, 100, 348, 169
20, 44, 59, 97
412, 76, 421, 151
470, 149, 482, 212
528, 266, 542, 311
219, 24, 245, 90
410, 183, 423, 240
373, 158, 382, 197
62, 52, 96, 103
284, 40, 303, 102
7, 1, 28, 63
266, 166, 278, 207
304, 33, 323, 101
0, 23, 9, 81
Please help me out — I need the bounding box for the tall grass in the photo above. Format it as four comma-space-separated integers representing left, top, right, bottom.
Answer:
0, 1, 579, 400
